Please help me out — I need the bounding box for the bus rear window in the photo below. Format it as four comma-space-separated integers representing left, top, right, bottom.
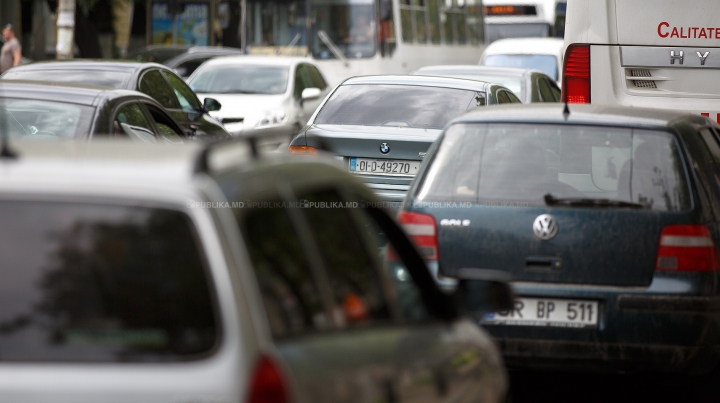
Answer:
0, 202, 218, 362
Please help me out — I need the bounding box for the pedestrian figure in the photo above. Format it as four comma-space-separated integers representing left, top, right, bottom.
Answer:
0, 24, 21, 74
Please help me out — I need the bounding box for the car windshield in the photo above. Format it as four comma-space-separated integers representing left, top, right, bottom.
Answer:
0, 201, 218, 362
188, 65, 289, 94
2, 69, 131, 88
421, 72, 523, 99
0, 99, 95, 139
484, 54, 558, 81
312, 1, 375, 59
417, 123, 691, 211
314, 84, 483, 129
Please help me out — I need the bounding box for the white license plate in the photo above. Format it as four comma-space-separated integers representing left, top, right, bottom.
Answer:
483, 298, 599, 329
349, 157, 420, 176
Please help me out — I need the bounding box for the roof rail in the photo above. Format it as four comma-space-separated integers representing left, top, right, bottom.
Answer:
193, 131, 334, 174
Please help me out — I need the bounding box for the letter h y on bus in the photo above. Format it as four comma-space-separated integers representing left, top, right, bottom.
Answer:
670, 50, 684, 65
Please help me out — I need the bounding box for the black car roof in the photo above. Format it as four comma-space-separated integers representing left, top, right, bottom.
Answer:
6, 60, 168, 74
342, 75, 492, 92
452, 103, 708, 128
0, 80, 151, 106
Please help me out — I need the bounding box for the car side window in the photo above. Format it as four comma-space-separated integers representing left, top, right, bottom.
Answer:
162, 70, 202, 112
297, 189, 392, 327
305, 65, 328, 90
496, 90, 512, 104
537, 78, 555, 102
144, 103, 185, 144
701, 128, 720, 162
139, 70, 178, 110
242, 204, 330, 338
113, 103, 157, 142
506, 90, 522, 103
549, 79, 562, 101
294, 65, 313, 99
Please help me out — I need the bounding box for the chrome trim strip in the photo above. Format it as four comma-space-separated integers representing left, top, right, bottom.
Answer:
621, 46, 720, 68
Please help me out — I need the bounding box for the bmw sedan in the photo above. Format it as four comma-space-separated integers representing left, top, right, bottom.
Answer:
289, 75, 521, 204
400, 103, 720, 379
0, 80, 190, 143
0, 60, 228, 141
412, 65, 561, 104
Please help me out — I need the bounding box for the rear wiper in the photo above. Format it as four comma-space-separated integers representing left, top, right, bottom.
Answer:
543, 194, 644, 209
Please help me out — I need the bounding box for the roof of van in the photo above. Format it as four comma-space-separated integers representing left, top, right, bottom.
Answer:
483, 37, 565, 56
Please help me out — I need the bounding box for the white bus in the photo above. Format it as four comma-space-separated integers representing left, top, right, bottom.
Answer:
562, 0, 720, 119
482, 0, 565, 43
244, 0, 488, 86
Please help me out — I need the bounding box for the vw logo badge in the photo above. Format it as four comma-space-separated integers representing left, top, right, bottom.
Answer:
380, 142, 390, 154
533, 214, 558, 240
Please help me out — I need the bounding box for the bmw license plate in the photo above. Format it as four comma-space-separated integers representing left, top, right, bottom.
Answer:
483, 298, 599, 329
349, 157, 421, 176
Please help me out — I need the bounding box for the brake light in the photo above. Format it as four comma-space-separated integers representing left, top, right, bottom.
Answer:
561, 44, 591, 104
656, 225, 720, 272
246, 355, 288, 403
398, 211, 438, 261
288, 145, 318, 155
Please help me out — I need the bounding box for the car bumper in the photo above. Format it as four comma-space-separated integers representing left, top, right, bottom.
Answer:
483, 275, 720, 374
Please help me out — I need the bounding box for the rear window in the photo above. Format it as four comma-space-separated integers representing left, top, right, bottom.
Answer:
0, 201, 218, 362
315, 84, 484, 129
188, 65, 289, 95
417, 123, 691, 211
0, 99, 95, 139
3, 69, 130, 88
484, 54, 558, 81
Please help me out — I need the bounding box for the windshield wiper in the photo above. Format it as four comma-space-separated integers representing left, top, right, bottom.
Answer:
543, 194, 644, 209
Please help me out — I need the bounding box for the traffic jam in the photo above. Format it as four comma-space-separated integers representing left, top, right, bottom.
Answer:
1, 0, 720, 401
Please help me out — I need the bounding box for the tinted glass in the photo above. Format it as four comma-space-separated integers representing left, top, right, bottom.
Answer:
484, 54, 559, 81
416, 70, 523, 97
299, 189, 390, 327
145, 104, 185, 144
305, 65, 327, 90
537, 77, 555, 102
496, 90, 511, 104
315, 84, 482, 129
0, 99, 94, 139
2, 69, 131, 87
175, 58, 210, 78
0, 201, 218, 362
243, 205, 329, 338
418, 124, 691, 211
140, 70, 177, 109
114, 103, 156, 142
294, 65, 313, 99
163, 71, 201, 111
311, 4, 376, 59
189, 65, 289, 95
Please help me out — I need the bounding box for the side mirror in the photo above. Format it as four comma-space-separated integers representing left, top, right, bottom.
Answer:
454, 268, 514, 315
301, 87, 322, 102
203, 97, 222, 112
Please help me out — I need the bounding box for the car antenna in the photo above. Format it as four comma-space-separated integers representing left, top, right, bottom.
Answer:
563, 102, 570, 120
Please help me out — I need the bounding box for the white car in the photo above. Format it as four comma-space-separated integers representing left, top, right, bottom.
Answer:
563, 0, 720, 119
187, 56, 331, 147
0, 139, 511, 403
480, 37, 564, 87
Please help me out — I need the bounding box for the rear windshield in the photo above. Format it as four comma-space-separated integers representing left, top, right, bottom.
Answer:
314, 84, 484, 129
0, 201, 218, 362
422, 72, 523, 99
417, 124, 691, 211
0, 99, 95, 139
188, 65, 289, 95
3, 69, 130, 88
484, 54, 558, 81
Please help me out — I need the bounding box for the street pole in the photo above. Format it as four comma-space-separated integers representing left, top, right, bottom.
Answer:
56, 0, 75, 59
240, 0, 247, 52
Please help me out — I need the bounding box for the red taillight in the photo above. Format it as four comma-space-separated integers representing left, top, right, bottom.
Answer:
656, 225, 720, 272
398, 211, 438, 261
247, 355, 288, 403
561, 44, 591, 104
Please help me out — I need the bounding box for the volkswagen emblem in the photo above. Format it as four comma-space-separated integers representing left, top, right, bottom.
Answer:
379, 142, 390, 154
533, 214, 558, 240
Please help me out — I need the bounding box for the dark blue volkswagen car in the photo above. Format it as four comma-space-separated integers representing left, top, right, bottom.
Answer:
400, 103, 720, 375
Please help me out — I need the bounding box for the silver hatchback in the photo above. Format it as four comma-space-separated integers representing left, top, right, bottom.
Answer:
0, 139, 510, 403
